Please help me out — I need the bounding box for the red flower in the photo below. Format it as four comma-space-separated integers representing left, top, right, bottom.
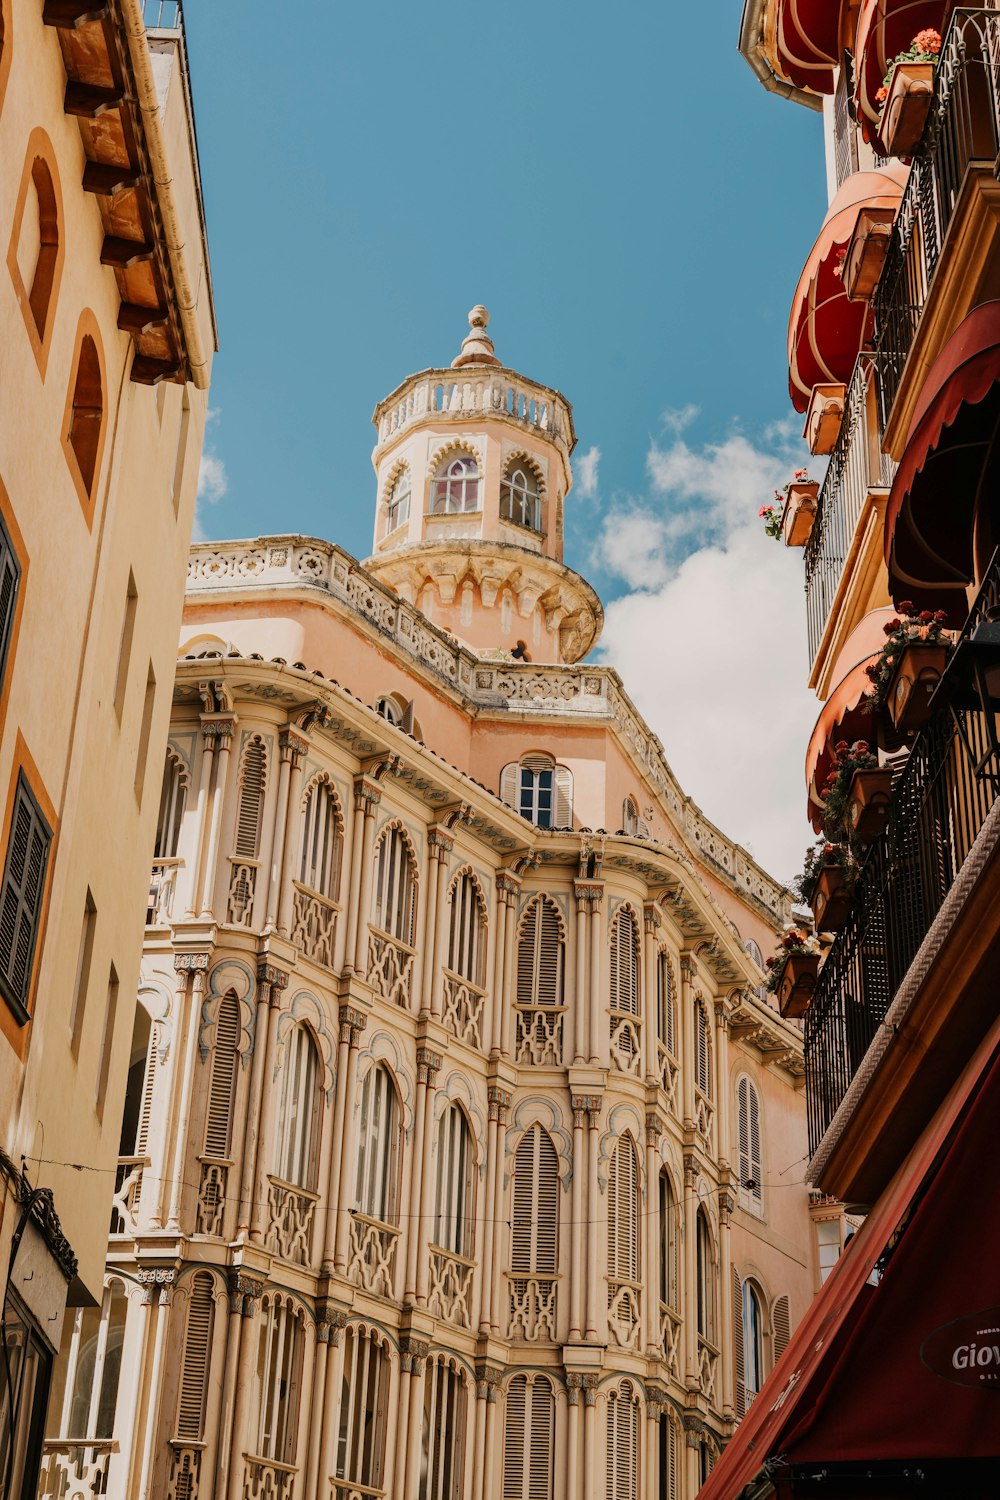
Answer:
884, 619, 901, 634
876, 84, 889, 103
934, 610, 948, 624
913, 27, 941, 54
765, 956, 776, 969
854, 740, 870, 755
794, 469, 809, 481
899, 600, 915, 614
834, 739, 849, 754
918, 610, 934, 624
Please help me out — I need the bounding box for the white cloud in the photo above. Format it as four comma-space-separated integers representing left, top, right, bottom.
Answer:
596, 423, 819, 885
192, 418, 229, 541
576, 445, 601, 499
661, 403, 700, 434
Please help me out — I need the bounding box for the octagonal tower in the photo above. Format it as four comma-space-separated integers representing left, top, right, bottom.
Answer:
365, 307, 602, 663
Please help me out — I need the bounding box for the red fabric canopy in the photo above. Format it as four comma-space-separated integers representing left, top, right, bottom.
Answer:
788, 166, 907, 412
885, 300, 1000, 615
697, 1021, 1000, 1500
854, 0, 955, 140
776, 0, 843, 94
804, 611, 895, 826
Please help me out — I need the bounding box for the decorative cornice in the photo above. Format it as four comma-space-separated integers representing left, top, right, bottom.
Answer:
174, 952, 210, 973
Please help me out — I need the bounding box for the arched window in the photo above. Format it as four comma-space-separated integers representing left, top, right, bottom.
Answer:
658, 1168, 678, 1312
385, 467, 411, 533
695, 999, 712, 1099
696, 1209, 716, 1343
299, 777, 343, 901
622, 796, 639, 835
605, 1381, 640, 1500
659, 1410, 681, 1500
253, 1297, 303, 1463
199, 991, 240, 1235
516, 895, 565, 1008
234, 736, 267, 860
371, 825, 417, 946
736, 1076, 763, 1215
503, 1374, 554, 1500
176, 1272, 215, 1442
14, 153, 59, 344
500, 461, 541, 531
446, 871, 486, 987
509, 1125, 558, 1340
65, 331, 104, 504
62, 1282, 128, 1441
431, 453, 480, 514
375, 694, 403, 726
656, 952, 677, 1058
733, 1275, 765, 1416
274, 1024, 321, 1192
433, 1103, 474, 1258
607, 1135, 641, 1349
337, 1327, 390, 1492
420, 1357, 466, 1500
609, 906, 641, 1075
355, 1064, 402, 1225
745, 938, 769, 1004
499, 754, 573, 829
154, 749, 188, 859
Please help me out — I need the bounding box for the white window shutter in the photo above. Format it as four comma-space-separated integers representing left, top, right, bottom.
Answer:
772, 1294, 791, 1362
552, 765, 573, 828
234, 738, 267, 858
733, 1267, 747, 1419
176, 1271, 215, 1440
499, 763, 519, 810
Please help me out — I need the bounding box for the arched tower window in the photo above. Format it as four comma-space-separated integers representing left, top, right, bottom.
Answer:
432, 1102, 474, 1259
500, 460, 541, 531
609, 906, 641, 1075
420, 1356, 466, 1500
503, 1374, 554, 1500
696, 1208, 716, 1344
65, 330, 104, 505
658, 1168, 678, 1312
371, 825, 417, 946
514, 895, 565, 1067
500, 754, 573, 829
431, 453, 480, 514
154, 749, 188, 859
622, 796, 639, 835
385, 467, 411, 534
446, 870, 486, 987
176, 1271, 215, 1443
252, 1297, 303, 1463
355, 1064, 403, 1226
605, 1381, 640, 1500
14, 152, 59, 344
736, 1075, 763, 1215
299, 777, 343, 902
509, 1124, 558, 1341
733, 1273, 766, 1417
337, 1327, 391, 1493
607, 1135, 641, 1350
274, 1024, 321, 1192
198, 990, 241, 1235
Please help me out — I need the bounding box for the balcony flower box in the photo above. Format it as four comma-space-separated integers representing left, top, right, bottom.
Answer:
776, 952, 820, 1019
844, 766, 894, 844
803, 384, 845, 456
811, 862, 855, 933
843, 208, 896, 303
879, 61, 935, 156
782, 480, 820, 547
887, 638, 949, 732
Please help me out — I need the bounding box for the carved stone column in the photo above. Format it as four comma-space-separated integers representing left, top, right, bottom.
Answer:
135, 1270, 176, 1500
200, 714, 236, 917
224, 1278, 265, 1500
319, 1310, 350, 1497
343, 776, 379, 976
683, 1152, 699, 1393
164, 953, 209, 1232
249, 966, 291, 1244
402, 1337, 430, 1500
481, 1366, 503, 1498
353, 777, 383, 975
642, 904, 661, 1083
237, 963, 288, 1239
583, 883, 605, 1064
714, 998, 732, 1171
407, 1046, 441, 1305
569, 1096, 587, 1342
489, 1086, 512, 1333
332, 1006, 368, 1273
644, 1387, 663, 1500
572, 882, 589, 1063
584, 1096, 602, 1341
494, 870, 520, 1058
428, 827, 454, 1019
718, 1187, 736, 1423
185, 711, 217, 916
565, 1374, 582, 1500
270, 726, 309, 931
684, 1415, 703, 1498
212, 1272, 251, 1494
582, 1374, 599, 1496
680, 953, 697, 1132
645, 1113, 662, 1358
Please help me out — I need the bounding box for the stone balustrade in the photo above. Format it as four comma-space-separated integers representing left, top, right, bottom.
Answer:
367, 928, 415, 1009
427, 1245, 475, 1329
290, 882, 339, 969
242, 1455, 298, 1500
440, 970, 487, 1050
698, 1335, 721, 1404
110, 1156, 147, 1235
372, 367, 574, 452
507, 1275, 558, 1342
266, 1176, 319, 1266
38, 1441, 116, 1498
514, 1005, 564, 1067
347, 1212, 400, 1299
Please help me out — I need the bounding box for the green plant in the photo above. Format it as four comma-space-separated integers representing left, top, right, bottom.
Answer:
765, 927, 821, 993
820, 739, 878, 840
794, 839, 854, 905
876, 28, 942, 119
864, 602, 950, 710
759, 470, 813, 542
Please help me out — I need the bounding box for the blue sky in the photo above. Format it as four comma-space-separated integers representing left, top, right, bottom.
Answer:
186, 2, 831, 884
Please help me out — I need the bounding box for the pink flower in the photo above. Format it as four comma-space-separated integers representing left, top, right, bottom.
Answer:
913, 28, 941, 55
758, 505, 770, 518
876, 85, 889, 103
794, 469, 809, 481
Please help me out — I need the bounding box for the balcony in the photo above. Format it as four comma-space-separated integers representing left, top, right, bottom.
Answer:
265, 1176, 318, 1266
507, 1275, 557, 1341
38, 1440, 116, 1497
874, 8, 1000, 453
514, 1004, 564, 1066
440, 968, 487, 1050
805, 555, 1000, 1202
366, 927, 415, 1009
803, 357, 896, 687
607, 1278, 642, 1350
290, 881, 339, 969
347, 1211, 400, 1299
242, 1456, 297, 1500
427, 1245, 475, 1328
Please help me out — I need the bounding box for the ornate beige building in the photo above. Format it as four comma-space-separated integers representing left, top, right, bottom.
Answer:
0, 1, 213, 1492
41, 315, 819, 1500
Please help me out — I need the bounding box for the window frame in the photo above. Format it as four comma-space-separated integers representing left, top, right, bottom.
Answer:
430, 454, 480, 515
499, 461, 542, 532
0, 768, 53, 1026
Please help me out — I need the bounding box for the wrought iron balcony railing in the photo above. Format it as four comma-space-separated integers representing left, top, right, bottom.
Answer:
803, 356, 896, 667
805, 553, 1000, 1154
873, 7, 1000, 431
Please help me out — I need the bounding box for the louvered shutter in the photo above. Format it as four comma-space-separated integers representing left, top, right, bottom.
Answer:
658, 955, 676, 1055
606, 1385, 637, 1500
736, 1078, 750, 1188
733, 1268, 747, 1418
135, 1023, 159, 1157
552, 765, 572, 828
0, 775, 51, 1021
696, 1003, 711, 1097
234, 739, 266, 858
499, 763, 519, 810
659, 1414, 679, 1500
204, 992, 240, 1158
0, 520, 21, 686
516, 899, 538, 1006
434, 1105, 472, 1256
610, 910, 639, 1016
502, 1375, 527, 1499
511, 1126, 558, 1274
659, 1171, 677, 1308
517, 898, 564, 1008
526, 1378, 554, 1500
772, 1294, 790, 1362
176, 1272, 214, 1440
748, 1084, 761, 1198
608, 1137, 638, 1283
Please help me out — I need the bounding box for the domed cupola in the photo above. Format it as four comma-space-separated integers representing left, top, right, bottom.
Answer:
365, 306, 602, 664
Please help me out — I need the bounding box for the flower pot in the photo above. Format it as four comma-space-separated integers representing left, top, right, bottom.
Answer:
811, 863, 854, 932
844, 766, 894, 844
782, 481, 820, 547
879, 61, 935, 157
803, 384, 845, 456
888, 639, 948, 732
843, 207, 896, 302
777, 952, 820, 1019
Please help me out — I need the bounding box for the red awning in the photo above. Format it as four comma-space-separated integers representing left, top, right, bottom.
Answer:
776, 0, 843, 94
885, 300, 1000, 617
804, 610, 895, 826
788, 167, 907, 412
697, 1017, 1000, 1500
854, 0, 955, 140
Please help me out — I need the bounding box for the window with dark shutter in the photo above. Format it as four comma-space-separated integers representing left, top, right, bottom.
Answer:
0, 512, 21, 691
0, 772, 51, 1023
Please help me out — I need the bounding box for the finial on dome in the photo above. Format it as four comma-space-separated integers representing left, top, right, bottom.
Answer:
451, 304, 501, 369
